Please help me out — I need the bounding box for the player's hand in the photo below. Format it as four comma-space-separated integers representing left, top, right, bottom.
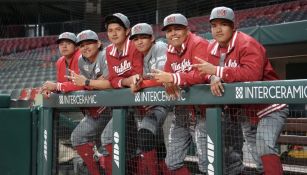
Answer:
97, 75, 106, 80
192, 56, 217, 75
210, 75, 224, 96
164, 82, 180, 99
42, 81, 56, 91
41, 89, 52, 98
148, 69, 173, 83
121, 74, 141, 87
66, 69, 87, 86
130, 75, 143, 93
130, 83, 141, 93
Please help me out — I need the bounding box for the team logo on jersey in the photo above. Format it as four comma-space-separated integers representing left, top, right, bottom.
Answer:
225, 59, 238, 67
150, 56, 166, 70
171, 59, 192, 72
95, 63, 100, 74
217, 9, 227, 17
84, 65, 89, 72
113, 60, 131, 75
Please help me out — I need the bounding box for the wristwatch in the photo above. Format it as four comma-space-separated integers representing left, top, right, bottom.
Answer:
85, 79, 90, 86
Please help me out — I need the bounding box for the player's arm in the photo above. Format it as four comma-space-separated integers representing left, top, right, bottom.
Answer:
67, 70, 112, 90
121, 51, 144, 88
159, 42, 210, 86
176, 42, 211, 86
84, 77, 112, 90
220, 43, 265, 82
193, 42, 264, 83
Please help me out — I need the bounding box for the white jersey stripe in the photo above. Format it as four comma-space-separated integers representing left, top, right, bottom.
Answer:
258, 104, 287, 118
176, 73, 181, 85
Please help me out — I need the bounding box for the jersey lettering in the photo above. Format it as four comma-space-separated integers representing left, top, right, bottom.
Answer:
171, 59, 192, 72
225, 59, 238, 67
113, 60, 132, 75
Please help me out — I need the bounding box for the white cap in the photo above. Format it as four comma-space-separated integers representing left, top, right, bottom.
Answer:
210, 6, 235, 23
56, 32, 77, 44
161, 13, 188, 31
105, 13, 130, 29
129, 23, 153, 40
76, 30, 99, 45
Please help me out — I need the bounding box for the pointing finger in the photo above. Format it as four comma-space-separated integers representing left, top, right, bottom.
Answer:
194, 56, 207, 64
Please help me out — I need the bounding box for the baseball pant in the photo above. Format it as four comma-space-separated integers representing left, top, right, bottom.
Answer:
222, 113, 245, 175
165, 108, 207, 173
71, 109, 112, 147
241, 107, 288, 172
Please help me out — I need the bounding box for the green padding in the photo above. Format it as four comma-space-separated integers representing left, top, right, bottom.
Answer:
261, 20, 307, 45
0, 109, 32, 175
0, 95, 10, 108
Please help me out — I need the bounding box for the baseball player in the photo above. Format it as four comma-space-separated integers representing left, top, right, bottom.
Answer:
193, 6, 289, 175
67, 29, 112, 175
41, 32, 83, 96
149, 13, 209, 174
102, 13, 144, 175
129, 23, 171, 175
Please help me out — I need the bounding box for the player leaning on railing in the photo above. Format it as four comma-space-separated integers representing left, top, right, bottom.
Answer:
193, 6, 289, 175
149, 13, 210, 175
129, 22, 171, 175
41, 32, 83, 97
67, 30, 112, 175
103, 13, 144, 175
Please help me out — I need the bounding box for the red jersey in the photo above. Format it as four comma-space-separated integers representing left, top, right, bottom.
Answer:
207, 31, 287, 121
164, 32, 209, 117
55, 49, 84, 92
106, 39, 143, 88
164, 32, 210, 86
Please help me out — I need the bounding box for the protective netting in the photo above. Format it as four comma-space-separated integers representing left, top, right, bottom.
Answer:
53, 105, 307, 175
223, 106, 307, 175
1, 0, 305, 38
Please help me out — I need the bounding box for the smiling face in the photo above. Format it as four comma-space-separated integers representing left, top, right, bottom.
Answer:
58, 40, 76, 57
78, 40, 101, 61
132, 34, 154, 54
165, 25, 188, 49
210, 18, 235, 48
107, 23, 130, 50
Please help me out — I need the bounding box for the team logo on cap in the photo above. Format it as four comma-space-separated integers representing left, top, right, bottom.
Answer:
167, 16, 176, 24
133, 25, 142, 33
79, 33, 88, 40
217, 9, 227, 17
62, 33, 70, 38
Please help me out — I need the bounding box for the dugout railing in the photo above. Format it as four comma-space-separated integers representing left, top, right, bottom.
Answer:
39, 79, 307, 175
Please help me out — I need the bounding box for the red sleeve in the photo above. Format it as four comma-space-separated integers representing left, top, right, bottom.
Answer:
176, 41, 210, 86
131, 51, 143, 75
175, 70, 210, 86
139, 80, 162, 89
107, 61, 123, 89
215, 41, 265, 83
164, 53, 174, 73
55, 58, 61, 82
56, 53, 85, 92
56, 82, 84, 93
108, 51, 143, 89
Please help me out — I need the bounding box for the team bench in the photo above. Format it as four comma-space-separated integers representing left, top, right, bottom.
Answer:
278, 118, 307, 146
